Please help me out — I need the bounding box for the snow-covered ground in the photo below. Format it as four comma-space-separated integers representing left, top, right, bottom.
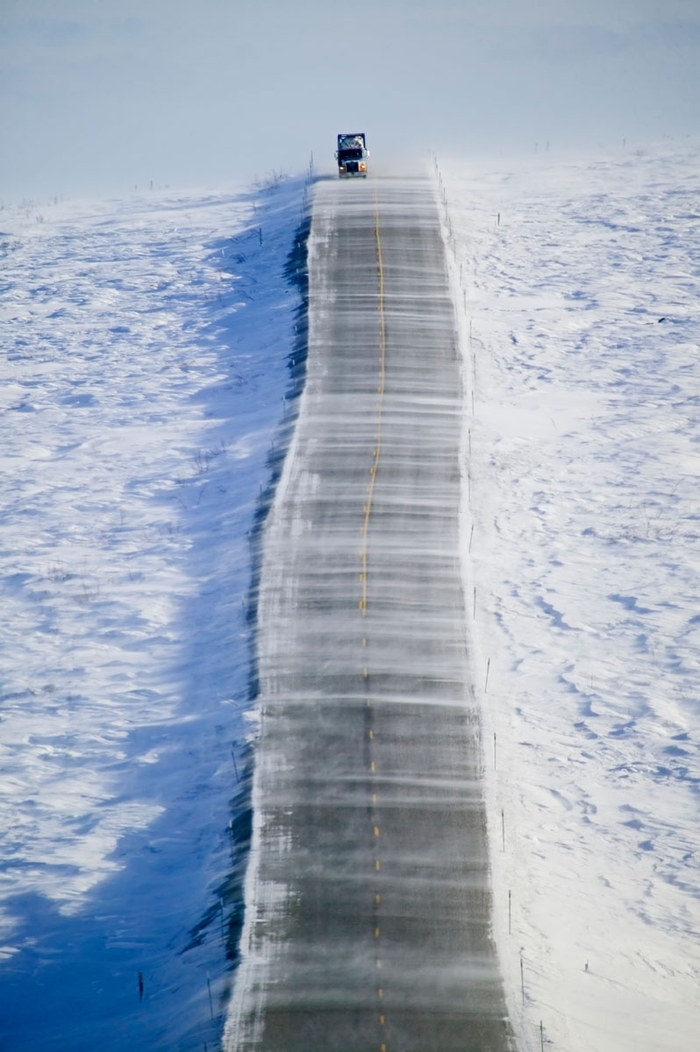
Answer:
440, 141, 700, 1052
4, 140, 699, 1052
0, 174, 306, 1049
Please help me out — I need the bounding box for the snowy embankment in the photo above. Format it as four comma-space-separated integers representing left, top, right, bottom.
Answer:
439, 143, 700, 1051
0, 174, 307, 1049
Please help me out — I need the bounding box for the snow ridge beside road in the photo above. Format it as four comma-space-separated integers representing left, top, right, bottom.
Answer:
440, 142, 700, 1052
0, 175, 306, 1050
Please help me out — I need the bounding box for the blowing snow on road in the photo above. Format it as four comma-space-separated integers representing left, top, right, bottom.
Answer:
225, 175, 512, 1052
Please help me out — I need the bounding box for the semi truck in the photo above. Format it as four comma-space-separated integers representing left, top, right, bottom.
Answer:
335, 133, 369, 178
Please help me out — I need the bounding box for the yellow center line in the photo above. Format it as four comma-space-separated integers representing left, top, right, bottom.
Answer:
362, 194, 388, 1052
359, 197, 387, 616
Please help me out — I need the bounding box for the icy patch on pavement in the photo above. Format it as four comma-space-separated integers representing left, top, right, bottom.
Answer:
440, 141, 700, 1052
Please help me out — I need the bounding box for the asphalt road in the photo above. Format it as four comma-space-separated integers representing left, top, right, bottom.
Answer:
225, 176, 513, 1052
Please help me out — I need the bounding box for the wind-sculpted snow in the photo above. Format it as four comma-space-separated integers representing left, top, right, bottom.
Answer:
6, 142, 697, 1051
439, 141, 700, 1051
0, 177, 306, 1049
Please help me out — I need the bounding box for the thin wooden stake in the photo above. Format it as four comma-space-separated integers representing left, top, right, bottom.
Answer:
508, 889, 512, 934
485, 658, 491, 693
501, 808, 505, 851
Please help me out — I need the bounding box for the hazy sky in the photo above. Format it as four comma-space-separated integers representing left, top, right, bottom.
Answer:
2, 0, 699, 200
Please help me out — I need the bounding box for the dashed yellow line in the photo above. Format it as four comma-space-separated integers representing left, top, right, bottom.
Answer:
362, 195, 388, 1052
359, 198, 387, 617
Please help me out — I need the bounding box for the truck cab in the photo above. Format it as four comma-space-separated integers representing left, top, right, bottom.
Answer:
335, 133, 369, 178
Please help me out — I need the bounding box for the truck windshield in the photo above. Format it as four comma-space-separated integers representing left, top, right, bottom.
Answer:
339, 149, 363, 160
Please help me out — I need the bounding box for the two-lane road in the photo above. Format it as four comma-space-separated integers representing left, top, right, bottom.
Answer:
225, 176, 513, 1052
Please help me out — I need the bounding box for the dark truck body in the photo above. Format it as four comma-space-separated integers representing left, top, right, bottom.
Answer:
335, 133, 369, 178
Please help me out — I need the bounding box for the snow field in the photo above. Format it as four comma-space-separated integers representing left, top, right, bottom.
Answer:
438, 142, 700, 1051
4, 142, 698, 1051
0, 175, 306, 1048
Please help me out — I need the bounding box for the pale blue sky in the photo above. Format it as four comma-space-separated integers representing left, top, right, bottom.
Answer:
1, 0, 699, 200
